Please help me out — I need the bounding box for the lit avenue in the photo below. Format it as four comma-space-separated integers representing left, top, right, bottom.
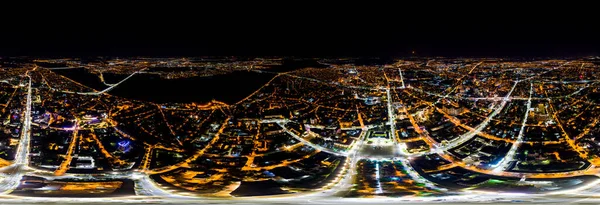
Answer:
1, 57, 600, 204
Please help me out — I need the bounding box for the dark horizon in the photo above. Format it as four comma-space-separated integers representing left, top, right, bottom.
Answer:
1, 9, 598, 58
3, 43, 598, 58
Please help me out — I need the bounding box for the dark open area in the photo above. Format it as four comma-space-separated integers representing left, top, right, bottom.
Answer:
107, 71, 275, 104
51, 68, 108, 91
230, 180, 290, 197
0, 7, 597, 58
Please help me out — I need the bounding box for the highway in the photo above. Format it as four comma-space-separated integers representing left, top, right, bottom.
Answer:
398, 68, 405, 88
45, 69, 143, 96
492, 82, 533, 172
385, 88, 396, 144
0, 70, 33, 194
431, 80, 520, 154
16, 71, 32, 165
74, 70, 142, 95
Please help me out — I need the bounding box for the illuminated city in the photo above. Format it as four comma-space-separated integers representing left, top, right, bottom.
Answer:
1, 57, 600, 204
1, 6, 598, 203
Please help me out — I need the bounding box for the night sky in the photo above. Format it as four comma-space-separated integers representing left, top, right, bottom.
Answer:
1, 6, 597, 57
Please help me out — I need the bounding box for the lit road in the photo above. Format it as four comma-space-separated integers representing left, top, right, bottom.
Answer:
77, 70, 142, 95
492, 82, 533, 172
0, 69, 33, 194
46, 69, 144, 96
15, 71, 32, 165
395, 156, 446, 191
1, 62, 599, 204
0, 192, 596, 204
420, 61, 482, 113
430, 80, 519, 154
44, 67, 79, 70
20, 170, 191, 198
277, 121, 348, 156
318, 128, 367, 196
132, 173, 182, 197
398, 68, 405, 88
385, 88, 396, 145
98, 72, 116, 87
1, 69, 182, 198
384, 84, 442, 190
